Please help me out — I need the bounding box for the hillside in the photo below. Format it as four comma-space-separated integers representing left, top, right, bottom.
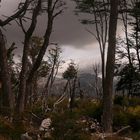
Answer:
38, 73, 102, 97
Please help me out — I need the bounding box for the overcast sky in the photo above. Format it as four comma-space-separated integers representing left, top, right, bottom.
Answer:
0, 0, 124, 73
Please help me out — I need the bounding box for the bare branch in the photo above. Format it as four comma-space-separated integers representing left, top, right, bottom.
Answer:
19, 18, 27, 34
0, 0, 30, 27
53, 9, 63, 18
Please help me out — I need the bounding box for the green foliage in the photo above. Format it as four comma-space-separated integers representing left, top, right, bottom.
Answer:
113, 105, 140, 131
31, 100, 45, 118
75, 0, 95, 13
0, 117, 14, 134
78, 100, 102, 121
54, 98, 69, 112
116, 65, 140, 96
47, 46, 62, 66
130, 132, 140, 140
29, 36, 43, 59
113, 106, 129, 128
114, 96, 129, 107
0, 98, 139, 139
45, 99, 102, 140
37, 60, 50, 78
113, 97, 140, 131
0, 116, 25, 139
114, 96, 140, 107
129, 98, 140, 107
51, 111, 91, 140
127, 106, 140, 131
63, 62, 78, 80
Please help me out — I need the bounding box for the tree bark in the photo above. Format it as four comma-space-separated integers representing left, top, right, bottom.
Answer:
102, 0, 119, 133
69, 77, 77, 112
0, 29, 14, 112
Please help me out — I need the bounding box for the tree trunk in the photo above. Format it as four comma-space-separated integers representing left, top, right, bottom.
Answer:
16, 38, 31, 113
135, 16, 140, 70
102, 0, 119, 133
16, 0, 41, 113
0, 29, 14, 112
69, 77, 77, 112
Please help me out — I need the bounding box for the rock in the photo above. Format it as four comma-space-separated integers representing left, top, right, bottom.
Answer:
39, 118, 52, 131
21, 132, 39, 140
21, 132, 32, 140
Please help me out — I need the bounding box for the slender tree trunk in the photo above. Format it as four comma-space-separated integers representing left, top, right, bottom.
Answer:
121, 0, 132, 67
121, 1, 133, 99
16, 37, 30, 113
69, 77, 77, 112
102, 56, 105, 97
78, 79, 84, 99
0, 29, 14, 112
102, 0, 119, 133
135, 16, 140, 70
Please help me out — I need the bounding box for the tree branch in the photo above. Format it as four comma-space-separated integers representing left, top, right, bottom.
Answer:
0, 0, 30, 27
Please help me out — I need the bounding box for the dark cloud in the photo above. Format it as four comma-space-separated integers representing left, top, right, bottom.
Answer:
0, 0, 126, 70
0, 0, 95, 50
51, 2, 94, 46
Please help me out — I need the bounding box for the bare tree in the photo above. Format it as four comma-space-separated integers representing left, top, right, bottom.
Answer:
63, 61, 78, 111
16, 0, 65, 113
75, 0, 110, 103
74, 0, 119, 132
0, 30, 14, 112
25, 0, 65, 112
0, 0, 30, 113
17, 0, 42, 113
93, 63, 101, 101
0, 0, 65, 113
44, 45, 63, 96
27, 0, 65, 82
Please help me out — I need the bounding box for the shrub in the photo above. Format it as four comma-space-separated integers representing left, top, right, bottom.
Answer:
0, 116, 14, 134
127, 106, 140, 131
81, 101, 102, 121
113, 105, 140, 131
114, 96, 129, 107
129, 98, 140, 107
113, 110, 129, 128
0, 116, 23, 139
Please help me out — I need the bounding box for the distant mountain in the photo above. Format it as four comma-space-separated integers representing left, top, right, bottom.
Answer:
78, 73, 102, 97
38, 73, 102, 97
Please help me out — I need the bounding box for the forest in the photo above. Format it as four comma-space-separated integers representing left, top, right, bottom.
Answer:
0, 0, 140, 140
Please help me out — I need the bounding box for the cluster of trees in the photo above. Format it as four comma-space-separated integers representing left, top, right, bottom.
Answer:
1, 0, 140, 134
0, 0, 65, 114
74, 0, 140, 132
75, 0, 118, 132
115, 0, 140, 97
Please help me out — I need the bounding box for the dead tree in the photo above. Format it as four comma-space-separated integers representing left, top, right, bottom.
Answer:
17, 0, 42, 113
93, 63, 101, 101
17, 0, 65, 113
0, 30, 14, 112
0, 0, 30, 113
44, 45, 63, 96
26, 1, 65, 110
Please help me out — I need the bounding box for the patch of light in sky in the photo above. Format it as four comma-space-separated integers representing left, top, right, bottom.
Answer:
59, 43, 101, 73
0, 0, 20, 18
